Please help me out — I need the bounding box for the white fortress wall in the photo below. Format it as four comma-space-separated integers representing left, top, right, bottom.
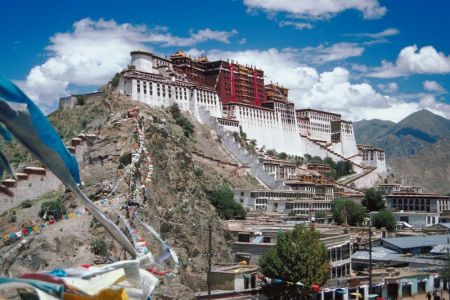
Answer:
340, 122, 359, 158
191, 88, 222, 122
230, 105, 307, 156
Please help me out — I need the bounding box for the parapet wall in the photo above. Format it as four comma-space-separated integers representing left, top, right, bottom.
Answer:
0, 134, 96, 214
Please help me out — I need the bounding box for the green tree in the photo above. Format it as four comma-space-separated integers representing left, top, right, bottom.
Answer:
372, 208, 396, 231
332, 198, 366, 226
315, 211, 327, 220
277, 152, 288, 160
266, 149, 278, 157
362, 188, 385, 211
309, 156, 323, 164
109, 72, 121, 88
259, 225, 330, 298
323, 157, 336, 169
208, 185, 246, 220
289, 155, 305, 166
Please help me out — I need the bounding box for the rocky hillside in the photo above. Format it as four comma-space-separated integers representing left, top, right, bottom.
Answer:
354, 110, 450, 194
0, 91, 261, 298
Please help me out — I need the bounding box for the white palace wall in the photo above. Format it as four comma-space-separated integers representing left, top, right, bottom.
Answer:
119, 76, 223, 123
227, 104, 328, 157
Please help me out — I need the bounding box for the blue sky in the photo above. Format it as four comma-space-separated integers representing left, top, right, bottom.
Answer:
1, 0, 450, 121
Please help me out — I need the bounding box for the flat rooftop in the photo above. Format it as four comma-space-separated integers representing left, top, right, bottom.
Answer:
382, 234, 450, 250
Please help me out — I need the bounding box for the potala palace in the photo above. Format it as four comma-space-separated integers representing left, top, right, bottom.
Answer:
117, 50, 387, 188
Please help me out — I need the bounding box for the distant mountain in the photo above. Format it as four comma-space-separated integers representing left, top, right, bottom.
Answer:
353, 119, 394, 145
354, 110, 450, 194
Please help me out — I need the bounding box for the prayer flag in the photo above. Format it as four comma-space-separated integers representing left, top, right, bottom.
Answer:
0, 75, 137, 258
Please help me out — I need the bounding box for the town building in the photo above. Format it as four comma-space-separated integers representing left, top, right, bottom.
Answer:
393, 211, 440, 228
235, 185, 334, 215
209, 264, 259, 292
379, 234, 450, 255
386, 192, 450, 214
227, 220, 352, 281
378, 183, 401, 195
259, 157, 297, 181
378, 184, 423, 195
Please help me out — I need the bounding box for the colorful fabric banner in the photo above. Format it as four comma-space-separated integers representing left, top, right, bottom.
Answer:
0, 75, 137, 258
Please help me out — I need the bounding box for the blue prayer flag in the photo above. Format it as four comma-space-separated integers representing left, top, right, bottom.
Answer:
0, 75, 137, 258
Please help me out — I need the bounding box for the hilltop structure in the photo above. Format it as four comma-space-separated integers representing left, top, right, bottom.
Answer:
117, 50, 387, 181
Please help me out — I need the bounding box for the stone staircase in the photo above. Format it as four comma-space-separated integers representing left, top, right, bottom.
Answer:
198, 108, 285, 190
336, 166, 377, 185
304, 136, 366, 171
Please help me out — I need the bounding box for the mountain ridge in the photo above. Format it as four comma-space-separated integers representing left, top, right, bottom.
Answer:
354, 109, 450, 194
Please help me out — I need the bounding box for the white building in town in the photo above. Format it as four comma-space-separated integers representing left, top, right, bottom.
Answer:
234, 188, 334, 215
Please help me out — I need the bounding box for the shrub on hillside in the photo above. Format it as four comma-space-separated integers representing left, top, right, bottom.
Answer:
90, 238, 108, 256
169, 104, 194, 137
20, 200, 33, 209
209, 184, 246, 220
39, 200, 66, 220
110, 72, 121, 88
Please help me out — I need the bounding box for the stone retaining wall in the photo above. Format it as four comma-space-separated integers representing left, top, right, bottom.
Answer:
0, 134, 96, 214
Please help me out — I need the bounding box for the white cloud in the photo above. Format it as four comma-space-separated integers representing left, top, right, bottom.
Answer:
347, 28, 399, 39
369, 45, 450, 78
377, 82, 398, 93
149, 28, 238, 47
279, 20, 313, 30
244, 0, 386, 20
17, 18, 238, 112
419, 95, 450, 118
300, 42, 364, 64
238, 38, 247, 45
423, 80, 446, 93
